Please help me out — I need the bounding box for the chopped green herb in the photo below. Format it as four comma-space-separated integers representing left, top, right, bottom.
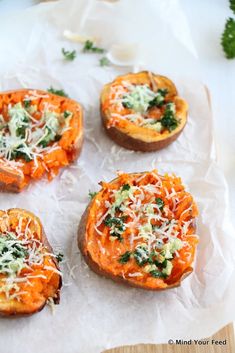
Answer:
104, 215, 112, 227
122, 101, 133, 109
160, 103, 178, 131
88, 191, 97, 200
54, 134, 61, 142
160, 259, 168, 268
121, 184, 130, 191
104, 215, 125, 230
62, 48, 77, 61
39, 134, 60, 147
39, 140, 48, 148
11, 144, 33, 162
56, 252, 64, 262
83, 40, 105, 54
104, 215, 126, 242
149, 96, 163, 108
16, 126, 27, 139
158, 88, 168, 96
134, 246, 149, 266
221, 17, 235, 59
48, 87, 69, 97
99, 57, 110, 66
23, 99, 31, 108
64, 110, 72, 119
150, 269, 167, 278
156, 197, 164, 210
15, 116, 29, 138
119, 251, 131, 264
111, 232, 123, 242
38, 112, 61, 147
149, 88, 168, 108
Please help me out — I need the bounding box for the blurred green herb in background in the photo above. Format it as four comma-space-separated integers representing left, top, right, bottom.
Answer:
221, 1, 235, 58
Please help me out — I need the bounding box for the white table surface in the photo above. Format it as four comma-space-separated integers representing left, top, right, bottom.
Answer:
0, 0, 234, 334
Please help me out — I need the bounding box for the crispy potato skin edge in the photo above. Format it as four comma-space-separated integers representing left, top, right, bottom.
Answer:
101, 109, 186, 152
0, 169, 24, 193
77, 174, 194, 291
0, 208, 62, 317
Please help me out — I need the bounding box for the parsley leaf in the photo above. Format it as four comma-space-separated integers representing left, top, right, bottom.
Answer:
56, 252, 64, 262
62, 48, 77, 61
15, 115, 29, 139
39, 140, 48, 148
83, 40, 105, 54
104, 215, 125, 229
119, 251, 131, 264
221, 17, 235, 59
16, 126, 27, 139
63, 110, 72, 119
156, 197, 164, 210
134, 246, 149, 266
230, 0, 235, 14
88, 191, 97, 200
161, 103, 178, 131
158, 88, 168, 96
111, 232, 123, 242
150, 270, 167, 278
122, 184, 130, 191
23, 99, 31, 109
104, 215, 126, 242
99, 57, 110, 66
48, 87, 69, 97
38, 126, 59, 148
11, 145, 32, 162
149, 88, 168, 108
122, 101, 133, 109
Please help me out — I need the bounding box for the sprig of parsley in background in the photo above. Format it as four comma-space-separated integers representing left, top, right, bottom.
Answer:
61, 40, 109, 67
230, 0, 235, 13
82, 40, 110, 66
221, 1, 235, 58
62, 48, 77, 61
221, 18, 235, 58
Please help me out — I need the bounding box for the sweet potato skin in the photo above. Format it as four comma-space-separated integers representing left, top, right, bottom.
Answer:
0, 167, 25, 193
0, 208, 62, 317
100, 71, 188, 152
101, 108, 185, 152
77, 173, 195, 291
0, 89, 84, 193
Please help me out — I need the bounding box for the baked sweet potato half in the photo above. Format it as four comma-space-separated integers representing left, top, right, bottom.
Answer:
78, 170, 198, 290
100, 71, 188, 151
0, 208, 62, 316
0, 89, 83, 192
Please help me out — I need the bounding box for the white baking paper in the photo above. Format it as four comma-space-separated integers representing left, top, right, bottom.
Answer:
0, 1, 235, 353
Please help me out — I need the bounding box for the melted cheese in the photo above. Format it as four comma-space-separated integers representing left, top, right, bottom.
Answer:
0, 214, 62, 301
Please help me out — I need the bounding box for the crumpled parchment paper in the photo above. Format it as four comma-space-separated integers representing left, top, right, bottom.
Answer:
0, 1, 235, 353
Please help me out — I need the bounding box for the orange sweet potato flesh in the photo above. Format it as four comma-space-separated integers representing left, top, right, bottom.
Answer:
78, 171, 198, 291
0, 89, 84, 192
100, 71, 188, 152
0, 208, 62, 316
